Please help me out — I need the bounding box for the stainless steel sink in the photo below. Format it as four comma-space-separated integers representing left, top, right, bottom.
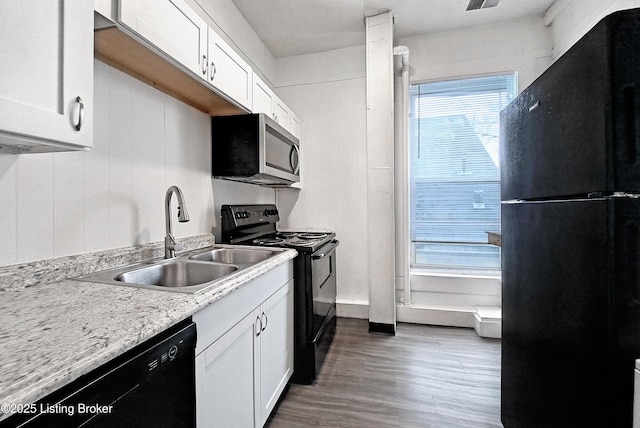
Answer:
114, 261, 237, 288
190, 248, 275, 264
74, 245, 285, 294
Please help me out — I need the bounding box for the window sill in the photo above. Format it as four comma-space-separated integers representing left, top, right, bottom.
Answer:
410, 268, 501, 280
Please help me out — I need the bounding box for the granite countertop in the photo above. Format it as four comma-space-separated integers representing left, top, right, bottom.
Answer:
0, 235, 296, 421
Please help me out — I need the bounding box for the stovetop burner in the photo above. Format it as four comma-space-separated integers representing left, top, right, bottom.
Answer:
221, 204, 336, 253
287, 238, 317, 246
276, 231, 297, 239
296, 232, 328, 240
253, 237, 285, 246
252, 233, 332, 249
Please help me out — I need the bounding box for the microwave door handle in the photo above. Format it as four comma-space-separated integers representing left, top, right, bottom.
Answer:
290, 145, 300, 175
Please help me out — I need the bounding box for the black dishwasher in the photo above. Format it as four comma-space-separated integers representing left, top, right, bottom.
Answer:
1, 319, 196, 428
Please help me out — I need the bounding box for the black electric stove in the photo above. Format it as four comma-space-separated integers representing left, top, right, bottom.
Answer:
221, 205, 335, 252
221, 204, 338, 384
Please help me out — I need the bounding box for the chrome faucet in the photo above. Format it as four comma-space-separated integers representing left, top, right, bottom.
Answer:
164, 185, 190, 259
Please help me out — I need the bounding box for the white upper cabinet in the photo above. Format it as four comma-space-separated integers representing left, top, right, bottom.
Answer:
274, 97, 302, 141
252, 72, 275, 117
119, 0, 208, 80
0, 0, 93, 152
252, 72, 302, 140
273, 97, 290, 130
112, 0, 303, 146
207, 28, 253, 110
290, 113, 301, 140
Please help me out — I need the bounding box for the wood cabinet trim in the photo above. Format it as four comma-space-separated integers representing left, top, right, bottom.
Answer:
94, 26, 246, 116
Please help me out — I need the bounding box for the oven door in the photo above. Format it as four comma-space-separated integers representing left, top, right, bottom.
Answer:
311, 240, 339, 335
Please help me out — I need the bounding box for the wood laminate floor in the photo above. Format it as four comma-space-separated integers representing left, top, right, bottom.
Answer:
266, 317, 503, 428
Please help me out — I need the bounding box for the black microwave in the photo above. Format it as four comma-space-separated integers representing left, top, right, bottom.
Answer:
212, 113, 300, 186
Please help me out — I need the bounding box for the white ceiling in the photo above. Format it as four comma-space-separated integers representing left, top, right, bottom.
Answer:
232, 0, 557, 58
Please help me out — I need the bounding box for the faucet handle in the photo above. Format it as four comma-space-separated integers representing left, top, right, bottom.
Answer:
166, 233, 182, 250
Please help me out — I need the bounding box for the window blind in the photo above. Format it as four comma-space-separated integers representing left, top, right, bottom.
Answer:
410, 74, 516, 271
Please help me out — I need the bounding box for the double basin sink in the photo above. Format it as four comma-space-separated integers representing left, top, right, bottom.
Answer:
76, 246, 278, 293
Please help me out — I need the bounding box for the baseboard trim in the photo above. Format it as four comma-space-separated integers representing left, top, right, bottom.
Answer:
397, 304, 476, 328
336, 300, 502, 339
473, 306, 502, 338
336, 299, 368, 319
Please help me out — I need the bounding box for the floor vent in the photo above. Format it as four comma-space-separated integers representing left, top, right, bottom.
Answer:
466, 0, 500, 11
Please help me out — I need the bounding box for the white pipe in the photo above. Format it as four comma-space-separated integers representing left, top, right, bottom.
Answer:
393, 45, 410, 65
393, 46, 412, 306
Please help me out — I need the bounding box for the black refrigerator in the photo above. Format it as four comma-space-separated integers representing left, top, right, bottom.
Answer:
500, 8, 640, 428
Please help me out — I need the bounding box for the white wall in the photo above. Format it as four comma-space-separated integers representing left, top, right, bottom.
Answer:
398, 16, 552, 91
275, 46, 369, 306
0, 60, 272, 266
273, 16, 553, 319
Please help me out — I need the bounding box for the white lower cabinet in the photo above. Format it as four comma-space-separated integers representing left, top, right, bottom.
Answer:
194, 262, 294, 428
196, 310, 258, 427
257, 282, 294, 426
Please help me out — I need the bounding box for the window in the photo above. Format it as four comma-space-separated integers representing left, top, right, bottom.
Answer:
410, 74, 517, 274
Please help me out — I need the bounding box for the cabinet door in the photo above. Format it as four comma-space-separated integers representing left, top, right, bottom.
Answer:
120, 0, 208, 80
252, 72, 275, 117
0, 0, 93, 151
208, 28, 252, 110
196, 311, 259, 428
273, 98, 290, 130
258, 280, 294, 426
290, 113, 302, 140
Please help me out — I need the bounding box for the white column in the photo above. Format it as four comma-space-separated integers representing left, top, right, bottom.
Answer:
366, 12, 396, 334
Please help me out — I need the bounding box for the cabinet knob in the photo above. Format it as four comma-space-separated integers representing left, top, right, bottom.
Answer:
202, 55, 208, 76
261, 312, 268, 332
73, 96, 84, 131
210, 62, 217, 81
256, 315, 262, 337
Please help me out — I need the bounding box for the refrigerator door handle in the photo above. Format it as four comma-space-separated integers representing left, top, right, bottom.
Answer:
624, 85, 638, 164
